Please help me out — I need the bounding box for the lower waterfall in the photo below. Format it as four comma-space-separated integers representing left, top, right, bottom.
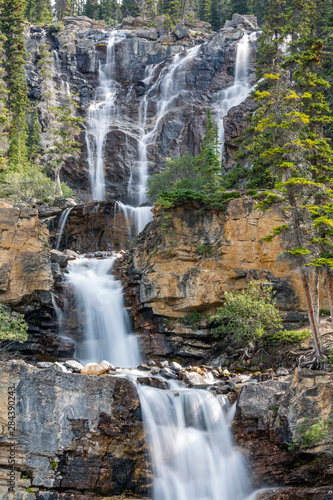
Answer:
65, 256, 141, 367
138, 384, 255, 500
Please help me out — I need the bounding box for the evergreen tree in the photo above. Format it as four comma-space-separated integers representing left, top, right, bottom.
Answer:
27, 103, 41, 161
236, 0, 333, 361
0, 33, 9, 169
54, 0, 72, 20
26, 0, 53, 24
0, 0, 30, 169
121, 0, 140, 18
199, 0, 211, 23
196, 109, 221, 190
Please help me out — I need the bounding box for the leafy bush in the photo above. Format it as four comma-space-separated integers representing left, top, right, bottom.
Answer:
147, 153, 202, 200
0, 306, 28, 343
287, 418, 330, 450
179, 311, 206, 331
265, 329, 311, 344
211, 281, 282, 342
1, 165, 55, 203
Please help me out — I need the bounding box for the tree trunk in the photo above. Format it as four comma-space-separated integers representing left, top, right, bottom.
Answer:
326, 267, 333, 331
288, 187, 323, 358
314, 267, 320, 331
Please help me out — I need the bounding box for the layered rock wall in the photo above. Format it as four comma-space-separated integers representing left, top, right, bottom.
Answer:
122, 199, 326, 360
0, 360, 150, 499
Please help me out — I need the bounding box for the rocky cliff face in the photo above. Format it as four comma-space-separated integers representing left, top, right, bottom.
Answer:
0, 200, 53, 308
0, 360, 150, 499
121, 198, 324, 361
25, 15, 258, 202
235, 368, 333, 499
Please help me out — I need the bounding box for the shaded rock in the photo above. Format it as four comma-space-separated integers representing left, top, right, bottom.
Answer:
38, 205, 63, 217
235, 369, 333, 492
0, 360, 150, 498
173, 23, 190, 40
160, 367, 177, 379
137, 376, 168, 389
224, 13, 259, 30
51, 249, 70, 268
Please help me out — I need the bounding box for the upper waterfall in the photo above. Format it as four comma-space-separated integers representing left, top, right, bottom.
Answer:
214, 31, 257, 161
86, 32, 125, 201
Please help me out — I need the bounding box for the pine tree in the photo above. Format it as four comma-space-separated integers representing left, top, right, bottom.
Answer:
0, 33, 9, 170
121, 0, 140, 18
0, 0, 30, 170
196, 109, 221, 190
237, 0, 333, 362
26, 0, 52, 24
199, 0, 211, 23
54, 0, 72, 20
27, 103, 41, 161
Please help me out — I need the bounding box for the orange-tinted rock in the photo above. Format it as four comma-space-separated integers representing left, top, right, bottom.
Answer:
0, 204, 53, 305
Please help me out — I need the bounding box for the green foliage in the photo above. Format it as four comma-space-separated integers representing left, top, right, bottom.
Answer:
211, 281, 283, 342
287, 418, 330, 450
0, 306, 28, 343
60, 182, 74, 198
1, 165, 55, 203
265, 328, 311, 344
179, 311, 205, 330
196, 244, 216, 257
319, 309, 330, 316
1, 0, 30, 169
261, 224, 290, 242
26, 0, 53, 24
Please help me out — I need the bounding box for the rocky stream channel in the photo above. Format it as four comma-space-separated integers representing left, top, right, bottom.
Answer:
1, 13, 333, 500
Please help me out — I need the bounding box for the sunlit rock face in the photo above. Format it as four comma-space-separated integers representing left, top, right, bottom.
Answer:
25, 15, 258, 203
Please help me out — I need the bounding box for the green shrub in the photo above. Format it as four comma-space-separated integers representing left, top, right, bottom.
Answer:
179, 311, 206, 331
60, 182, 75, 199
265, 329, 311, 344
287, 418, 330, 450
1, 165, 55, 203
0, 306, 28, 343
211, 281, 282, 342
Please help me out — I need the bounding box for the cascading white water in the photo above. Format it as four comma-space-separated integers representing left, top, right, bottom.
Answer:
214, 32, 257, 160
55, 207, 73, 250
115, 201, 153, 237
86, 33, 124, 201
134, 45, 201, 205
65, 256, 141, 366
124, 46, 201, 235
138, 384, 255, 500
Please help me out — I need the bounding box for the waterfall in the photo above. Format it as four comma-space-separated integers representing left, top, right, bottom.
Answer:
86, 33, 124, 201
125, 46, 201, 235
115, 201, 153, 237
55, 207, 73, 250
214, 32, 257, 161
138, 384, 255, 500
65, 256, 141, 367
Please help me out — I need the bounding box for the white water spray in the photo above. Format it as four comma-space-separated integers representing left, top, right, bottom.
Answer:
214, 32, 257, 161
86, 33, 124, 201
65, 257, 141, 367
55, 207, 73, 250
138, 384, 254, 500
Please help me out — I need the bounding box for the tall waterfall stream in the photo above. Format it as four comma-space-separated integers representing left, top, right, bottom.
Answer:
57, 30, 259, 500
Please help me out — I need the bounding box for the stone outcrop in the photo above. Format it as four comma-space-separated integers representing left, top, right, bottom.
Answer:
0, 360, 150, 499
121, 198, 325, 360
48, 201, 138, 252
235, 368, 333, 498
0, 202, 53, 307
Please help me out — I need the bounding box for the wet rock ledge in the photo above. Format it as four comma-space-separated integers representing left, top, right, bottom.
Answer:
0, 360, 150, 499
